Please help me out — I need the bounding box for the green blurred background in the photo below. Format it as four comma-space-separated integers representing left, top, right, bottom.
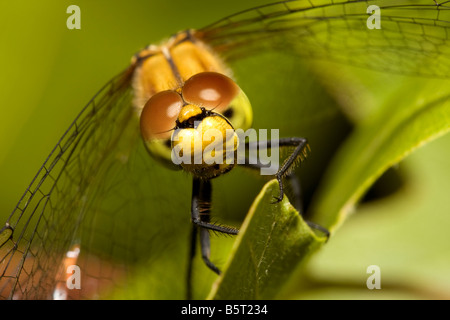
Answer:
2, 0, 450, 299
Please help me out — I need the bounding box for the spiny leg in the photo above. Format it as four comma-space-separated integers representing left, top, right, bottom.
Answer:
243, 138, 329, 238
186, 225, 197, 300
191, 178, 239, 235
192, 178, 223, 274
286, 172, 303, 214
188, 178, 238, 298
186, 226, 222, 300
244, 137, 309, 203
285, 171, 330, 239
273, 137, 309, 203
200, 227, 220, 275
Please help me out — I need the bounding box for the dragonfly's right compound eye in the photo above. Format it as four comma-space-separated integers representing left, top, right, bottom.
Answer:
140, 90, 184, 141
140, 90, 184, 169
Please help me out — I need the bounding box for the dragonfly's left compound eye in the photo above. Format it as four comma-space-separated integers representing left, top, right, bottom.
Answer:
140, 90, 184, 141
182, 72, 239, 113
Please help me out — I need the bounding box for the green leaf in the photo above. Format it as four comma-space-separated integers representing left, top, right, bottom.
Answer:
208, 179, 327, 300
300, 133, 450, 299
310, 78, 450, 231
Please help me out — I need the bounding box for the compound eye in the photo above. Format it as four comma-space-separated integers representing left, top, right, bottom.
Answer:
140, 90, 183, 141
182, 72, 239, 113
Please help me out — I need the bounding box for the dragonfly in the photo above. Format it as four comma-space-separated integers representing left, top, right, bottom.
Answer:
1, 0, 450, 300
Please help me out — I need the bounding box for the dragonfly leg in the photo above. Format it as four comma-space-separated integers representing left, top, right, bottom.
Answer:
242, 138, 329, 239
191, 178, 238, 235
187, 177, 238, 298
200, 227, 220, 275
186, 224, 197, 300
285, 172, 329, 239
243, 137, 308, 203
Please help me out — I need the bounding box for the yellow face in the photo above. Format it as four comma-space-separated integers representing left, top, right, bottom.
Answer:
171, 103, 239, 179
139, 71, 252, 179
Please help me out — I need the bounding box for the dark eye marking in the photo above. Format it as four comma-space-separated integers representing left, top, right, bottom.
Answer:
222, 108, 234, 119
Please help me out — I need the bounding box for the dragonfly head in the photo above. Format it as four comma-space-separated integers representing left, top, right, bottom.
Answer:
140, 72, 252, 178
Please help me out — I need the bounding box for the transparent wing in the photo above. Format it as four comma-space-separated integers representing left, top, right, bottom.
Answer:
0, 65, 139, 299
197, 0, 450, 77
0, 57, 193, 299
